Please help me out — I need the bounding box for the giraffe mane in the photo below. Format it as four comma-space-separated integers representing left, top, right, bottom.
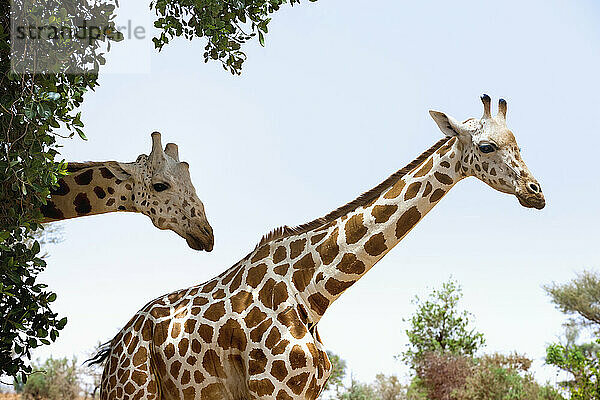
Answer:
66, 161, 118, 172
256, 136, 452, 247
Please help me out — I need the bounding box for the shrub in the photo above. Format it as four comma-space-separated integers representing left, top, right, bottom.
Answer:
15, 357, 81, 400
454, 353, 564, 400
414, 352, 472, 400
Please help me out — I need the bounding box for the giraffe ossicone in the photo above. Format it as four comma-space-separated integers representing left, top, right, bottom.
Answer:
42, 132, 214, 251
95, 95, 544, 400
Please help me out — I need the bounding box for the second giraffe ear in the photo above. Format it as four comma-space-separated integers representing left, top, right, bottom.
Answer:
429, 110, 469, 138
104, 161, 132, 181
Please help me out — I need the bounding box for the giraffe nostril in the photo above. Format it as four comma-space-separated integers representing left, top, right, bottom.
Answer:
201, 225, 213, 236
527, 182, 540, 194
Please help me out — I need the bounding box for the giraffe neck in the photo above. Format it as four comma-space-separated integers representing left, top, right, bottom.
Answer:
40, 163, 135, 222
274, 136, 463, 324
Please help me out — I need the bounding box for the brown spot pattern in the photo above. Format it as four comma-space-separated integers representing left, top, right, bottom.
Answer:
404, 181, 422, 200
289, 345, 307, 369
308, 293, 330, 316
271, 360, 288, 381
50, 179, 70, 196
251, 245, 270, 263
364, 232, 388, 256
423, 181, 433, 196
434, 172, 453, 185
395, 206, 422, 239
40, 201, 65, 220
244, 307, 267, 328
316, 228, 339, 265
73, 193, 92, 215
371, 204, 398, 223
203, 302, 226, 322
345, 214, 367, 244
325, 278, 355, 296
247, 264, 268, 288
337, 253, 366, 275
277, 307, 307, 339
217, 319, 247, 352
273, 246, 287, 264
203, 350, 226, 377
383, 180, 406, 199
230, 291, 253, 313
430, 188, 445, 203
414, 157, 433, 177
74, 169, 93, 185
290, 239, 306, 259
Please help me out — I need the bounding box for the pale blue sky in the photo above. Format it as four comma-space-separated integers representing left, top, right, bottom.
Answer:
31, 0, 600, 386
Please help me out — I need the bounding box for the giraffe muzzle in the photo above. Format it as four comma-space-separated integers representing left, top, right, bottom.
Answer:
516, 190, 545, 210
185, 223, 214, 252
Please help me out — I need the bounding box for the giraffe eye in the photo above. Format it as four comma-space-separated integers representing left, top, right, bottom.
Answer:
478, 144, 496, 154
153, 183, 170, 192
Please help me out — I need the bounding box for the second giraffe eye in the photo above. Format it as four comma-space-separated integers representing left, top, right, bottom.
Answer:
153, 183, 170, 192
479, 144, 495, 153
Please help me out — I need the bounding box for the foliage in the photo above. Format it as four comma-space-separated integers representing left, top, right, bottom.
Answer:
14, 357, 80, 400
0, 0, 119, 379
150, 0, 318, 75
408, 352, 563, 400
544, 270, 600, 331
453, 353, 563, 400
336, 377, 376, 400
400, 279, 485, 369
323, 351, 347, 394
414, 352, 472, 400
546, 341, 600, 399
372, 374, 408, 400
544, 271, 600, 399
403, 377, 428, 400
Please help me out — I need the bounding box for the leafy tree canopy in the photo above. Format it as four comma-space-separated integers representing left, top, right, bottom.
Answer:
1, 0, 119, 380
400, 279, 485, 368
150, 0, 318, 75
544, 270, 600, 330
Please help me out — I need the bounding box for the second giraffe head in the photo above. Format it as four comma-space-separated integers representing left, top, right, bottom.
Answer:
108, 132, 214, 250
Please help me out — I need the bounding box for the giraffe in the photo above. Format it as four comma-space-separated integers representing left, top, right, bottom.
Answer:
41, 132, 214, 251
93, 95, 544, 400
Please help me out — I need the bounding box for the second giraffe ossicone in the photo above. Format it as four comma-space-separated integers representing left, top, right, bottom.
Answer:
42, 132, 214, 251
95, 95, 545, 400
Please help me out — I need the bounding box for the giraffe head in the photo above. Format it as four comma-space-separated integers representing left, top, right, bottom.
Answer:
109, 132, 214, 251
429, 94, 545, 209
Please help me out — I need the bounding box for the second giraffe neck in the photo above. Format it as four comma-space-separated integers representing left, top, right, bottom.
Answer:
41, 163, 135, 222
261, 136, 463, 324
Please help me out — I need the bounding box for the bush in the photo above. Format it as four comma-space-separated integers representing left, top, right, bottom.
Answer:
372, 374, 409, 400
411, 352, 563, 400
546, 342, 599, 399
15, 357, 81, 400
415, 352, 472, 400
455, 353, 563, 400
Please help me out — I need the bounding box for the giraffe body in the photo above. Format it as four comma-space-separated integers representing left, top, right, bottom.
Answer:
98, 96, 545, 399
41, 132, 214, 251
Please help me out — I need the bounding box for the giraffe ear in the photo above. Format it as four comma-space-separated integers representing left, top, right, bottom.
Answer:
104, 161, 132, 181
429, 110, 468, 138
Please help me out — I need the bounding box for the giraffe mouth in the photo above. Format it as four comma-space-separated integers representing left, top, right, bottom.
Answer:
516, 193, 546, 210
186, 234, 213, 252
